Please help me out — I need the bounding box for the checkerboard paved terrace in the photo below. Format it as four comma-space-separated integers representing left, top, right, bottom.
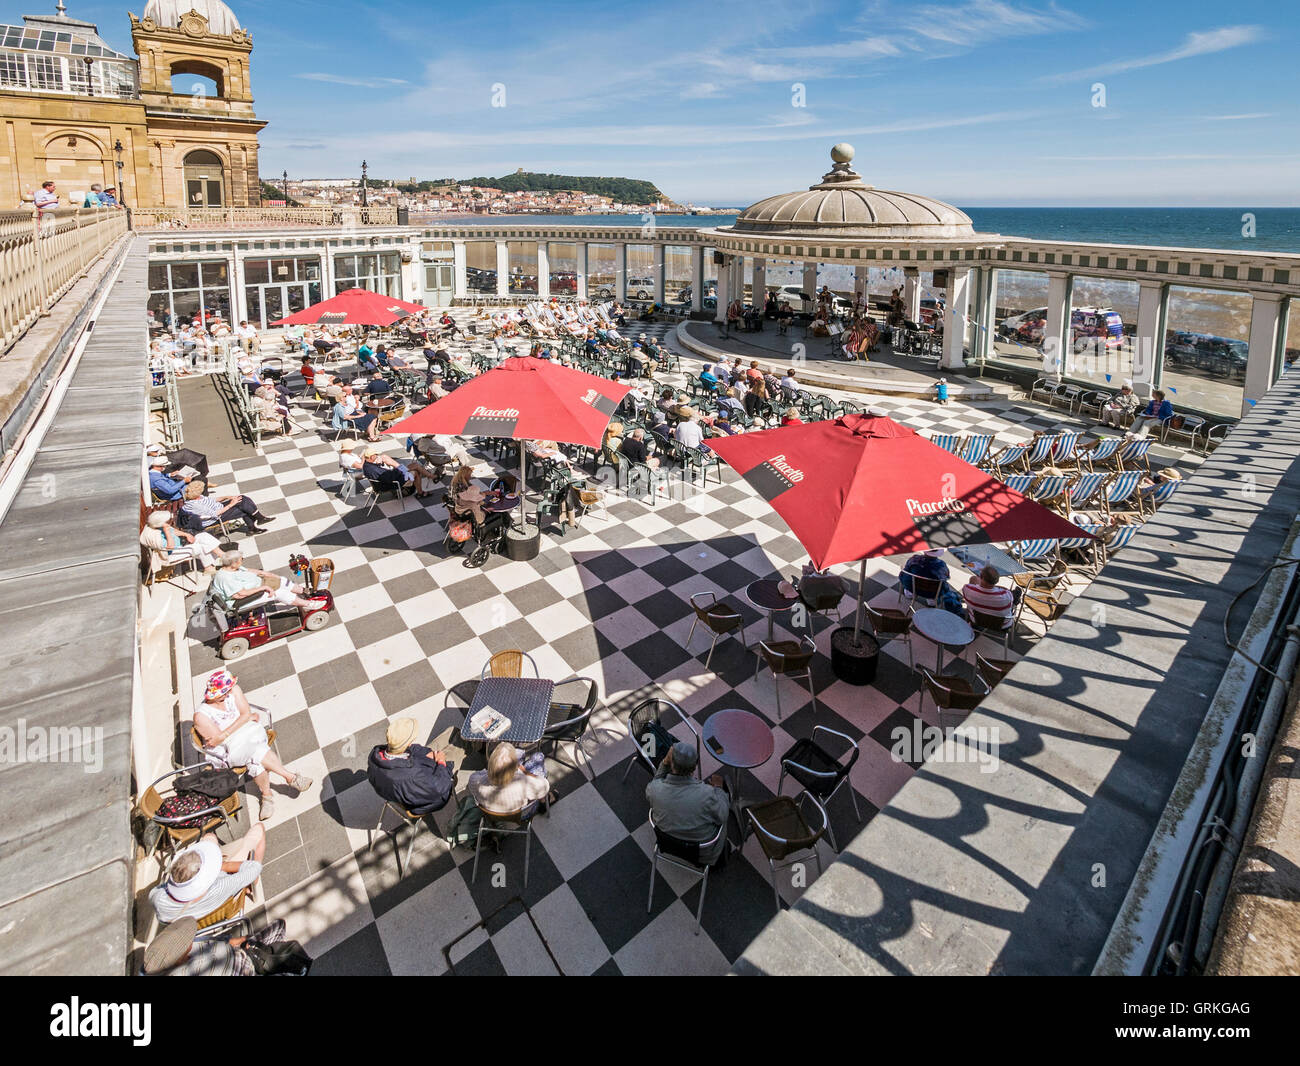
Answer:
135, 324, 1199, 975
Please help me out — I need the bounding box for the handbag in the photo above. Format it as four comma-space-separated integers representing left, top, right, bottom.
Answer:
173, 766, 240, 801
156, 790, 215, 828
243, 938, 313, 976
448, 518, 473, 543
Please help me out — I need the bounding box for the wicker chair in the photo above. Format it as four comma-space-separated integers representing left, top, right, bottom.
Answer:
480, 649, 539, 680
137, 767, 241, 858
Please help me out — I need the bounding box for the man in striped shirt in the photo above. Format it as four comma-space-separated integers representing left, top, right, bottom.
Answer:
961, 565, 1017, 628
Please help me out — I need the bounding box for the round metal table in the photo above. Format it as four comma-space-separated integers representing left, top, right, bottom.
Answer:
745, 578, 799, 642
701, 708, 775, 830
911, 607, 975, 674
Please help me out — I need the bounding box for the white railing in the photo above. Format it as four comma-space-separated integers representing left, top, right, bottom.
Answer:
0, 206, 129, 351
132, 205, 400, 231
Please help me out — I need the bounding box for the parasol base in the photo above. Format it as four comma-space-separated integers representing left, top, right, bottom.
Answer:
504, 521, 541, 561
830, 628, 880, 686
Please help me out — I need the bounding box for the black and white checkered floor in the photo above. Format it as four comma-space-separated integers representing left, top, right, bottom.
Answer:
178, 316, 1193, 975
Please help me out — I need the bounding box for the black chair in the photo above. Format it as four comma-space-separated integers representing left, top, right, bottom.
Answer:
899, 573, 942, 612
777, 726, 861, 851
540, 675, 599, 772
622, 697, 700, 782
648, 811, 725, 935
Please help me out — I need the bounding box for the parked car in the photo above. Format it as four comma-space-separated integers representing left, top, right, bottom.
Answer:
1164, 331, 1248, 378
595, 276, 655, 300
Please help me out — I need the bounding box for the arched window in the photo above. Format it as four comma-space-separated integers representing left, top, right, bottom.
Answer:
169, 60, 225, 99
183, 149, 225, 208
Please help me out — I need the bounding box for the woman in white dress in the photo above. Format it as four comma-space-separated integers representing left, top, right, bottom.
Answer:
193, 669, 311, 820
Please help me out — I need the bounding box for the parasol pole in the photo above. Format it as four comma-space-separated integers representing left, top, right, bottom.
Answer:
520, 439, 528, 527
853, 556, 866, 642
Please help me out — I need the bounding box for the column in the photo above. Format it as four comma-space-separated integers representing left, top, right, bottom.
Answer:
940, 267, 971, 370
1244, 293, 1284, 415
495, 240, 509, 298
322, 240, 336, 297
652, 243, 665, 305
1042, 272, 1072, 376
232, 253, 249, 325
575, 243, 588, 301
802, 261, 818, 304
614, 243, 627, 302
690, 246, 703, 313
752, 257, 766, 309
715, 255, 730, 324
903, 267, 921, 324
972, 267, 996, 363
854, 265, 868, 307
1133, 281, 1166, 389
452, 240, 467, 299
536, 241, 550, 300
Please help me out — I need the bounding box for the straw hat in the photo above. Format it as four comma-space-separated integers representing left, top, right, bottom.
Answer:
386, 717, 418, 754
142, 917, 199, 974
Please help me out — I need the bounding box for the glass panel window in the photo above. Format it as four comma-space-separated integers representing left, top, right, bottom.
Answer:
200, 261, 228, 288
148, 262, 170, 291
270, 257, 295, 281
169, 262, 199, 290
27, 54, 61, 90
243, 258, 269, 284
0, 53, 25, 88
1161, 285, 1249, 418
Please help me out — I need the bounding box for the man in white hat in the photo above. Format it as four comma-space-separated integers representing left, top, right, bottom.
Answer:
148, 455, 193, 501
149, 823, 266, 925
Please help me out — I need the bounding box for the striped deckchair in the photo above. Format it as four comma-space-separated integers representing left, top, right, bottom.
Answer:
1101, 470, 1143, 515
1051, 431, 1083, 468
1101, 522, 1142, 564
1066, 472, 1109, 510
1139, 478, 1181, 517
930, 433, 963, 455
1024, 434, 1059, 468
1031, 475, 1073, 511
961, 434, 996, 467
1081, 436, 1123, 472
989, 442, 1030, 475
1117, 437, 1154, 473
1001, 474, 1036, 497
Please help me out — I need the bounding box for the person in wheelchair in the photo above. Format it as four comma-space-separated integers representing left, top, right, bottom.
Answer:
211, 551, 315, 614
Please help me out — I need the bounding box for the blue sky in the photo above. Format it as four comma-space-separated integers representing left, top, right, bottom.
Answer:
57, 0, 1300, 205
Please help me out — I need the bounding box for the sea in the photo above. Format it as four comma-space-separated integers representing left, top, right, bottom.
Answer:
430, 208, 1300, 340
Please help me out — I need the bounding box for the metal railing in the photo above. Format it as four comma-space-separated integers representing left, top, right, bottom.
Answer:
0, 206, 129, 351
132, 205, 399, 231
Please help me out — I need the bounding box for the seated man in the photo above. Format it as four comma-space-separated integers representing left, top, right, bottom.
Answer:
149, 823, 266, 925
211, 550, 314, 611
899, 547, 950, 597
142, 915, 292, 977
364, 371, 391, 397
332, 386, 380, 442
619, 427, 660, 469
699, 365, 721, 393
645, 742, 729, 866
675, 411, 704, 449
367, 717, 455, 818
374, 344, 392, 370
181, 481, 271, 535
361, 448, 438, 496
426, 371, 450, 401
149, 455, 195, 501
386, 348, 412, 372
961, 564, 1017, 628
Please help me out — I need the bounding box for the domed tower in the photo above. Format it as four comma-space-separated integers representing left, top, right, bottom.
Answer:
130, 0, 266, 208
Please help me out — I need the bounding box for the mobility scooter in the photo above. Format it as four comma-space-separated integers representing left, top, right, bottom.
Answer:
213, 555, 336, 661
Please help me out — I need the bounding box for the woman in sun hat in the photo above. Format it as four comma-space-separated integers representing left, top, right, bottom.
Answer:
148, 820, 267, 926
193, 669, 311, 821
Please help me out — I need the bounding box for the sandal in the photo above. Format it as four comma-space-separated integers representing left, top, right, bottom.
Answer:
259, 794, 275, 820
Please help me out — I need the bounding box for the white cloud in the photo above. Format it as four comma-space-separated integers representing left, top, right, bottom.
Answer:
296, 72, 409, 89
1199, 112, 1272, 121
902, 0, 1087, 47
1042, 25, 1263, 83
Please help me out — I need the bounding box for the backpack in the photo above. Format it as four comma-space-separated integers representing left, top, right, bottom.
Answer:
172, 766, 240, 802
446, 794, 483, 849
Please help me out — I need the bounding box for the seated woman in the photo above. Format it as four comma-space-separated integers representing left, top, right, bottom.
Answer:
780, 408, 804, 427
182, 480, 271, 535
332, 388, 380, 442
140, 511, 223, 575
251, 385, 289, 437
469, 742, 553, 821
210, 550, 314, 612
194, 669, 311, 821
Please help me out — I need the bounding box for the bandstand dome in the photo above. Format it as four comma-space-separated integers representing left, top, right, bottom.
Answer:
142, 0, 242, 36
731, 144, 975, 241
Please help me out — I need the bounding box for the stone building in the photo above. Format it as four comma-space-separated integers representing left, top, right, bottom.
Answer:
0, 0, 264, 209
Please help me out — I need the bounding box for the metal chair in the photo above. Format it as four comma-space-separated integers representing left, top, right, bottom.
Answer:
686, 590, 747, 669
918, 667, 991, 729
777, 726, 861, 852
796, 573, 847, 630
1015, 585, 1070, 638
968, 607, 1013, 656
743, 791, 829, 912
540, 675, 599, 772
368, 796, 446, 878
862, 602, 915, 670
480, 648, 540, 680
754, 636, 818, 720
976, 651, 1016, 689
899, 572, 942, 612
622, 697, 701, 782
647, 811, 724, 935
471, 800, 547, 889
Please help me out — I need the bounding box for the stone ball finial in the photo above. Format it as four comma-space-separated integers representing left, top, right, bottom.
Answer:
831, 143, 855, 164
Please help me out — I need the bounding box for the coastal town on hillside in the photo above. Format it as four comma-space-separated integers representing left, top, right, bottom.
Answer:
268, 174, 723, 217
